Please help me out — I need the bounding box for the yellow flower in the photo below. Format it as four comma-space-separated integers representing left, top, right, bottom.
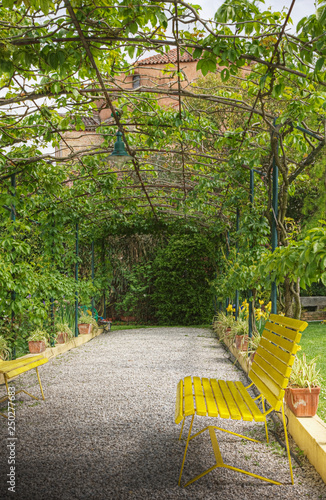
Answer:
242, 300, 248, 306
87, 309, 92, 316
259, 299, 264, 306
255, 309, 264, 320
226, 304, 233, 313
266, 301, 272, 312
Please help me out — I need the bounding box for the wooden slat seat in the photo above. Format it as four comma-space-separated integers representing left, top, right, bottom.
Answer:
175, 314, 308, 488
0, 355, 48, 418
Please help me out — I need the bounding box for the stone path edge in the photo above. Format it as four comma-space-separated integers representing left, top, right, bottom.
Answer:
0, 328, 103, 385
225, 339, 326, 485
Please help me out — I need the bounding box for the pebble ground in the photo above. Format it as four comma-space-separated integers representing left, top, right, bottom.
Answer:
0, 327, 325, 499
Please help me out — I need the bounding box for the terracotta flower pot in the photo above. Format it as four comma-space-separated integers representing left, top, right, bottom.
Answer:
28, 340, 46, 353
56, 332, 69, 344
235, 334, 249, 351
78, 323, 93, 335
250, 351, 256, 363
285, 386, 321, 417
224, 327, 233, 345
120, 315, 136, 322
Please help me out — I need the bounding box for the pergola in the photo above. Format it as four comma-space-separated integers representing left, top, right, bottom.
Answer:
1, 0, 325, 336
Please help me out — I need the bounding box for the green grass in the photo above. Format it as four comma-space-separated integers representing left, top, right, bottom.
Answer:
110, 323, 211, 331
110, 324, 154, 331
299, 322, 326, 422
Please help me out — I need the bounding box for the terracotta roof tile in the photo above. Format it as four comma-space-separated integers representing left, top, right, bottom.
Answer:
137, 48, 196, 66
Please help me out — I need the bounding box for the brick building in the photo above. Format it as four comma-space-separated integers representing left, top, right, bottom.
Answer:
56, 49, 202, 158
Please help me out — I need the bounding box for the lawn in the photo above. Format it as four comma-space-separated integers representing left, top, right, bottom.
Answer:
299, 322, 326, 422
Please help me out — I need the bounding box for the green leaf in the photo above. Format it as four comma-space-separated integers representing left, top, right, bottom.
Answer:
48, 52, 58, 69
193, 48, 203, 59
130, 22, 138, 35
315, 57, 324, 73
221, 68, 230, 82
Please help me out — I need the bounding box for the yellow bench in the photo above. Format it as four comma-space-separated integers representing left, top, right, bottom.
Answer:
0, 355, 48, 418
175, 314, 308, 487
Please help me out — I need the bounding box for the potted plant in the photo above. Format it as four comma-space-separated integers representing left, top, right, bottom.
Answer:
0, 335, 11, 360
27, 329, 49, 353
212, 313, 227, 339
78, 314, 98, 335
54, 322, 74, 344
213, 312, 234, 342
231, 319, 249, 351
285, 354, 322, 417
248, 331, 261, 363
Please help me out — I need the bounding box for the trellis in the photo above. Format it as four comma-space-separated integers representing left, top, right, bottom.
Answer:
1, 0, 326, 342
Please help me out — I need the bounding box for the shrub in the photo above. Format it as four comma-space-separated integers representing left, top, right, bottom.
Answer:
152, 233, 215, 325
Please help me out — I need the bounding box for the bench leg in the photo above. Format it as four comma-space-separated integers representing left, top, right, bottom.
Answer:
261, 397, 269, 443
281, 402, 294, 485
183, 425, 282, 487
178, 415, 194, 486
35, 367, 45, 400
0, 367, 45, 418
0, 378, 12, 418
178, 417, 185, 440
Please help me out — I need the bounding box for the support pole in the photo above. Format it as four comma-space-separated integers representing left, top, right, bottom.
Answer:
10, 174, 16, 359
271, 121, 279, 314
91, 241, 95, 317
250, 169, 254, 206
225, 231, 230, 309
102, 239, 106, 319
235, 207, 240, 321
75, 223, 79, 337
248, 291, 253, 338
248, 170, 254, 338
50, 221, 55, 346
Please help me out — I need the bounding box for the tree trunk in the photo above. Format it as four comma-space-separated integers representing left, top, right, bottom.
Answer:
283, 276, 293, 317
291, 277, 301, 319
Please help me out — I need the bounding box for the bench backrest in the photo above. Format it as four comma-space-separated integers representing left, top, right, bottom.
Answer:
248, 314, 308, 412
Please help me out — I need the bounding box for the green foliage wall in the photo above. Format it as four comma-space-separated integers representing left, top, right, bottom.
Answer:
151, 233, 216, 325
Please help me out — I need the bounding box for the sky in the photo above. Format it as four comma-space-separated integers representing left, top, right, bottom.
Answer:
198, 0, 316, 27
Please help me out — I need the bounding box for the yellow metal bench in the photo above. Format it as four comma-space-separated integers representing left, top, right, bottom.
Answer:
175, 314, 308, 487
0, 355, 48, 418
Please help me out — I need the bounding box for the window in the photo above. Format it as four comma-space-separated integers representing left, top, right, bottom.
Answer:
132, 74, 141, 89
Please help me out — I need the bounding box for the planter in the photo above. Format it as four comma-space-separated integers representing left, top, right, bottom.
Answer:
28, 340, 46, 353
120, 315, 136, 322
249, 351, 256, 364
235, 334, 249, 351
78, 323, 93, 335
285, 386, 321, 417
224, 327, 233, 346
214, 322, 223, 339
56, 332, 69, 344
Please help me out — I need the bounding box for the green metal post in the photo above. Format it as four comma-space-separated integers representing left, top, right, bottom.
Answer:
10, 174, 16, 359
75, 223, 79, 337
50, 221, 55, 346
102, 239, 106, 319
235, 207, 240, 321
226, 231, 230, 309
248, 170, 254, 338
250, 169, 254, 206
248, 291, 253, 338
271, 120, 278, 314
91, 241, 95, 317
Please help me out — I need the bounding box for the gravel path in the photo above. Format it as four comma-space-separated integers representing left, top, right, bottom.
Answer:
0, 327, 325, 500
